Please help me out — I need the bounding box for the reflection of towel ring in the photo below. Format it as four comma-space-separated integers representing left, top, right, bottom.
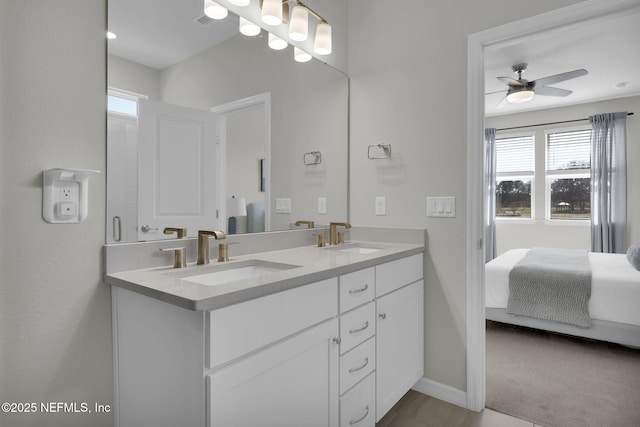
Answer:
304, 151, 322, 165
368, 143, 391, 159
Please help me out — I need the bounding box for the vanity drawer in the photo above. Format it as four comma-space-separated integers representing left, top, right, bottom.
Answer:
339, 268, 375, 313
340, 373, 375, 427
206, 278, 338, 369
339, 302, 375, 354
375, 253, 423, 297
340, 337, 375, 394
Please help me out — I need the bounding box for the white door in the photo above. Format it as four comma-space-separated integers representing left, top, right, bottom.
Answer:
138, 100, 220, 240
208, 319, 339, 427
376, 281, 424, 421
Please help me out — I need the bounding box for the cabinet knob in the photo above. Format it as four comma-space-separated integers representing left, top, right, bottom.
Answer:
379, 312, 387, 320
333, 337, 342, 345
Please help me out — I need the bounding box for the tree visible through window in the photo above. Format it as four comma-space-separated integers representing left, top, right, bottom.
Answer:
495, 134, 534, 218
547, 129, 591, 220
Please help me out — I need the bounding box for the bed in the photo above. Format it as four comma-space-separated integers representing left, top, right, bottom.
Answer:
485, 248, 640, 348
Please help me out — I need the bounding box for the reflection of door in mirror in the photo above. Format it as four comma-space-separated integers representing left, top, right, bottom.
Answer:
106, 96, 223, 242
225, 106, 266, 234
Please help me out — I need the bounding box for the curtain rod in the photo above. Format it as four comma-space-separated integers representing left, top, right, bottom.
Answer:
495, 111, 634, 132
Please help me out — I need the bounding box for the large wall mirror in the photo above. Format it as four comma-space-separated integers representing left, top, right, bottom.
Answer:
106, 0, 349, 243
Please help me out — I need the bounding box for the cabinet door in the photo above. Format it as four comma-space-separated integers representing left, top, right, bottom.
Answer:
208, 319, 339, 427
375, 280, 424, 422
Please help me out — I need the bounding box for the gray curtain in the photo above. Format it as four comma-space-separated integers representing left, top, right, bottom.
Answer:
589, 112, 627, 253
484, 128, 497, 262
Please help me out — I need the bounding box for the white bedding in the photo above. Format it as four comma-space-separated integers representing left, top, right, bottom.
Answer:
486, 248, 640, 327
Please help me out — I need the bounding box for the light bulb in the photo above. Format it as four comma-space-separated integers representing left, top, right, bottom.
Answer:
239, 17, 261, 36
313, 22, 332, 55
268, 33, 288, 50
289, 6, 308, 41
204, 0, 228, 20
261, 0, 283, 26
228, 0, 250, 6
106, 31, 117, 40
294, 47, 312, 63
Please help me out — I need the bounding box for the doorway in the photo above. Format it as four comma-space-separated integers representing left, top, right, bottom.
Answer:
466, 0, 639, 412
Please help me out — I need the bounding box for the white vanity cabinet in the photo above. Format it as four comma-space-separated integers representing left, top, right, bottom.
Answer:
111, 251, 424, 427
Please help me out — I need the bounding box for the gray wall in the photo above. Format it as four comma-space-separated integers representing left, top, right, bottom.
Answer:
1, 1, 597, 426
347, 0, 582, 391
0, 1, 112, 427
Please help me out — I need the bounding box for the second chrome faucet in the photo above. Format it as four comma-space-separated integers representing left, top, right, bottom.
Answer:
197, 230, 226, 265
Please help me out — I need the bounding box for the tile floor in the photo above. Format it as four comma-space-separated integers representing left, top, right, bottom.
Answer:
376, 390, 544, 427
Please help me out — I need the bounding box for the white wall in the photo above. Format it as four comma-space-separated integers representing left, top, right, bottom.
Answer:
486, 96, 640, 255
348, 0, 582, 393
0, 1, 112, 427
108, 55, 161, 100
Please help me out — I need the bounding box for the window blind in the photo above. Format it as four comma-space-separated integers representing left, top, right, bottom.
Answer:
496, 135, 534, 174
547, 129, 591, 171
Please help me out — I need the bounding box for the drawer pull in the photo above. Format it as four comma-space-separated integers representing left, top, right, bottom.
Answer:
333, 337, 342, 345
348, 284, 369, 294
348, 357, 369, 373
349, 321, 369, 334
349, 405, 369, 425
379, 312, 387, 320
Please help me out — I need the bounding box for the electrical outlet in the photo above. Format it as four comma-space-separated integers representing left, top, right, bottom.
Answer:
62, 187, 72, 199
318, 197, 327, 214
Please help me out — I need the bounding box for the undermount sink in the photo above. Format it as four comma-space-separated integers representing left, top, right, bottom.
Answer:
325, 243, 385, 254
164, 260, 300, 286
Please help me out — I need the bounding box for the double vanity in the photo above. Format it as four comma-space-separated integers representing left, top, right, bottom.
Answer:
105, 227, 425, 427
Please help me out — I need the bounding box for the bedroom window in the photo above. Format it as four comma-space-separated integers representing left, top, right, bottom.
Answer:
546, 128, 591, 220
495, 134, 534, 219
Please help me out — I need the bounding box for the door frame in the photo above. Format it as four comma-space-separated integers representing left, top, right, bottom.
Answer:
465, 0, 639, 411
212, 92, 272, 232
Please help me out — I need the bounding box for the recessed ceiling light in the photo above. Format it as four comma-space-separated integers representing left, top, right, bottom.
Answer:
613, 81, 629, 89
107, 31, 117, 39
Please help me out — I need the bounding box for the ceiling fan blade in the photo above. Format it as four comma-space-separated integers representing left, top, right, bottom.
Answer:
532, 69, 588, 87
497, 76, 522, 86
535, 86, 573, 97
485, 89, 505, 96
496, 96, 509, 109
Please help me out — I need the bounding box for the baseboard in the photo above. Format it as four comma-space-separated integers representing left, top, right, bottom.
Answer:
412, 377, 468, 409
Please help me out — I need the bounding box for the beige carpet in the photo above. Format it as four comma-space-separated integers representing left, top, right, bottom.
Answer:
486, 320, 640, 427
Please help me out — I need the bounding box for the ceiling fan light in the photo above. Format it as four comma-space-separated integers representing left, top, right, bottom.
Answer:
294, 47, 312, 63
261, 0, 283, 26
204, 0, 228, 20
239, 17, 261, 36
507, 88, 534, 104
313, 22, 332, 55
268, 33, 288, 50
289, 6, 308, 41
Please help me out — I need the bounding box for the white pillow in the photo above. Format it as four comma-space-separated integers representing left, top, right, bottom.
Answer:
627, 241, 640, 271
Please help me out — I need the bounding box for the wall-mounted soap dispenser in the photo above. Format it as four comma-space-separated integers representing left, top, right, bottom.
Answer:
42, 168, 100, 224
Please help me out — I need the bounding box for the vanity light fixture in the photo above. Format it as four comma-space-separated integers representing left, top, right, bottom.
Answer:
288, 5, 309, 41
314, 22, 332, 55
261, 0, 284, 25
268, 33, 288, 50
239, 17, 261, 36
294, 47, 312, 63
204, 0, 228, 20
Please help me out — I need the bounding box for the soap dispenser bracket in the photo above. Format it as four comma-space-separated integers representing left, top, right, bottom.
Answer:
42, 168, 100, 224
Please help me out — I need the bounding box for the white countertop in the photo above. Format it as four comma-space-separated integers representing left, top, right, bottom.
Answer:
104, 241, 424, 311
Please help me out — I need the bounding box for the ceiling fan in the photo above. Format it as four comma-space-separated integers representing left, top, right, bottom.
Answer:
491, 63, 588, 108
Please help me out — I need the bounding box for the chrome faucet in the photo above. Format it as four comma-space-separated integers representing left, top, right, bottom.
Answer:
197, 230, 226, 265
329, 222, 351, 245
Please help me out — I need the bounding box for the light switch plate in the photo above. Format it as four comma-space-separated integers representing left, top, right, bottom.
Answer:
375, 197, 386, 216
427, 196, 456, 218
317, 197, 327, 214
275, 198, 292, 214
